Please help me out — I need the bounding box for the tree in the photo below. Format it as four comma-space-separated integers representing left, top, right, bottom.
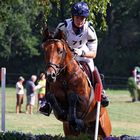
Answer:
46, 0, 110, 31
0, 0, 48, 74
0, 0, 112, 78
95, 0, 140, 77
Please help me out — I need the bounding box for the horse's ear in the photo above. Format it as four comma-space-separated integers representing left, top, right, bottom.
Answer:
55, 29, 66, 40
42, 27, 53, 41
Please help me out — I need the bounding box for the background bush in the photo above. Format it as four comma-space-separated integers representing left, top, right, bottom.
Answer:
0, 131, 91, 140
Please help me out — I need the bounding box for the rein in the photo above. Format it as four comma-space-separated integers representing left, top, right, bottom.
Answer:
55, 54, 77, 76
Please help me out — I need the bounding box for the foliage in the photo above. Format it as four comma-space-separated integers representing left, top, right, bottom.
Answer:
0, 0, 111, 76
0, 0, 48, 74
0, 131, 90, 140
0, 0, 140, 77
95, 0, 140, 76
85, 0, 110, 31
46, 0, 110, 31
0, 0, 38, 59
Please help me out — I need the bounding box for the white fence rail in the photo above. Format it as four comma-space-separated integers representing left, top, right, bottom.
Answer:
1, 67, 6, 132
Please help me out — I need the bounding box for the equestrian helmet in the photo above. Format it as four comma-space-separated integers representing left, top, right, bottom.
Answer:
71, 2, 89, 17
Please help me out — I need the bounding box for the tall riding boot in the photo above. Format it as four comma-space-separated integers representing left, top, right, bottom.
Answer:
39, 81, 52, 116
38, 93, 52, 116
93, 67, 109, 107
39, 96, 52, 116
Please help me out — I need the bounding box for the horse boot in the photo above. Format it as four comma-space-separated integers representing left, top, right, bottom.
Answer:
68, 93, 84, 133
93, 67, 109, 107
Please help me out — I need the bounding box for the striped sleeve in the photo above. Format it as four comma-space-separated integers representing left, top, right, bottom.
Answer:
87, 23, 98, 53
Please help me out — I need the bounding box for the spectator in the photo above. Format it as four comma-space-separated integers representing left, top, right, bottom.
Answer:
16, 76, 25, 114
135, 66, 140, 100
128, 77, 138, 102
37, 73, 46, 109
25, 75, 37, 114
128, 66, 140, 102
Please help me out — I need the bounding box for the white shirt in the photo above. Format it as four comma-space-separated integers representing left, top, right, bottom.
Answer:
16, 82, 24, 95
55, 18, 98, 72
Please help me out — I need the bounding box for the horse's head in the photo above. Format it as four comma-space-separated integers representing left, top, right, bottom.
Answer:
42, 29, 71, 83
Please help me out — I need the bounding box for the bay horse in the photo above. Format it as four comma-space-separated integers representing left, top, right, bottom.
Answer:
42, 29, 112, 139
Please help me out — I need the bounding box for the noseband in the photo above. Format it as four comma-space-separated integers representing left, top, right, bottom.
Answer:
46, 62, 61, 75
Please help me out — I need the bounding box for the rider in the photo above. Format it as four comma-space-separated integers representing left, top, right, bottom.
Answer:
54, 1, 109, 106
39, 2, 109, 115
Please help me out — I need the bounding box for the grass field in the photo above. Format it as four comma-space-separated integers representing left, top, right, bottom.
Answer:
0, 87, 140, 136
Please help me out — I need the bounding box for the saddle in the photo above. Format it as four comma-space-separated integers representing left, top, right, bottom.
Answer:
79, 61, 105, 89
79, 61, 94, 86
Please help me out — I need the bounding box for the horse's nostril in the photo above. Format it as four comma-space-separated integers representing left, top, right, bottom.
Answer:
52, 73, 56, 78
46, 72, 56, 83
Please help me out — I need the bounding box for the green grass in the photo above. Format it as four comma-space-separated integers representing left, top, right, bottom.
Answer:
107, 89, 140, 136
0, 87, 140, 136
0, 87, 63, 136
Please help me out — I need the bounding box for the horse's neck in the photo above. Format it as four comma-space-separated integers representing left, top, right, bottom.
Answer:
63, 58, 79, 79
62, 46, 81, 77
65, 59, 80, 76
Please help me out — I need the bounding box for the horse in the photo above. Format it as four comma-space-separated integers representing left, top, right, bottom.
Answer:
42, 28, 112, 139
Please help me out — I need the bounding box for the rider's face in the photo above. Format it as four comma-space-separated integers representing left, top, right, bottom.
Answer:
73, 16, 86, 28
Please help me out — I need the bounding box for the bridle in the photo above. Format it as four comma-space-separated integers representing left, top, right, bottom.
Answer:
45, 39, 76, 77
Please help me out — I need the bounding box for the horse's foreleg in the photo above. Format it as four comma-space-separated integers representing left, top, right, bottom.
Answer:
68, 93, 84, 132
47, 93, 67, 120
68, 93, 78, 120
